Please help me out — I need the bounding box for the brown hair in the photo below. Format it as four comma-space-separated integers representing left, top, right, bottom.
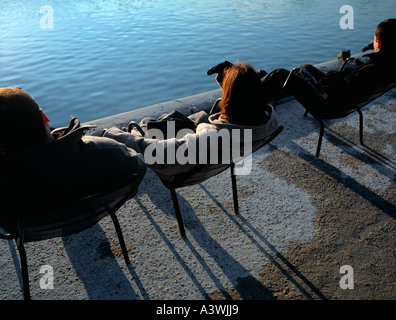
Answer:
219, 64, 267, 125
0, 87, 48, 151
375, 18, 396, 53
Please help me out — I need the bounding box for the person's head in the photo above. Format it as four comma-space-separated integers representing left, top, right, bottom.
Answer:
374, 18, 396, 53
0, 87, 54, 151
219, 63, 267, 125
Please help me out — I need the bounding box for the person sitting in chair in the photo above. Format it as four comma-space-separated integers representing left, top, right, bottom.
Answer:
102, 63, 279, 177
0, 87, 147, 231
260, 18, 396, 105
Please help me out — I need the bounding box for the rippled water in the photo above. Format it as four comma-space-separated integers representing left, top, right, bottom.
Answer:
1, 0, 394, 127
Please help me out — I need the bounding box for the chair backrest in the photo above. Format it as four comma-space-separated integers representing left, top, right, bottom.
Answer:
352, 79, 396, 109
2, 174, 141, 242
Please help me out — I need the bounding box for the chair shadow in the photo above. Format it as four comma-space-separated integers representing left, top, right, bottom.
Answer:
62, 222, 147, 300
7, 239, 24, 298
274, 99, 395, 219
325, 127, 396, 178
288, 141, 396, 219
274, 92, 395, 165
138, 180, 275, 300
135, 198, 212, 300
198, 184, 327, 300
4, 223, 145, 300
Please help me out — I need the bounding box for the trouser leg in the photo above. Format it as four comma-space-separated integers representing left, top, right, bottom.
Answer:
260, 68, 290, 103
299, 64, 327, 80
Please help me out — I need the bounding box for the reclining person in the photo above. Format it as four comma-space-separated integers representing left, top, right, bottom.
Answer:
260, 18, 396, 106
103, 63, 279, 177
0, 87, 147, 232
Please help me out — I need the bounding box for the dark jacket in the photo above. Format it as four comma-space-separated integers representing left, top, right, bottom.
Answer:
0, 118, 146, 232
315, 51, 396, 103
282, 51, 396, 118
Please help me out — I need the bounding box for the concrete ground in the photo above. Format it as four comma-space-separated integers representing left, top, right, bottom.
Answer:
0, 87, 395, 301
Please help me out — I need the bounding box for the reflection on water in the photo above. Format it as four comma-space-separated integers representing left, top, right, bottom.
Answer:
0, 0, 394, 127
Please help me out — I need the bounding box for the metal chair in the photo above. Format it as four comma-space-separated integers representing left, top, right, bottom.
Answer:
0, 173, 142, 300
283, 68, 396, 158
129, 116, 283, 238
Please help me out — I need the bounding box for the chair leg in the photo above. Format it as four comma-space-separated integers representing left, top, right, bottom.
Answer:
230, 163, 239, 215
316, 119, 325, 158
109, 212, 131, 266
16, 240, 30, 300
357, 109, 364, 145
170, 188, 186, 238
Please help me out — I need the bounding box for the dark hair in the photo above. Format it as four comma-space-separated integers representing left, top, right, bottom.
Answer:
375, 18, 396, 53
219, 64, 267, 125
0, 87, 48, 151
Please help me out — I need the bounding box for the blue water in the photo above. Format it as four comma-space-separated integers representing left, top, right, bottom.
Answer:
1, 0, 395, 127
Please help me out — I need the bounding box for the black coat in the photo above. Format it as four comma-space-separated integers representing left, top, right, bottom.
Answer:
0, 118, 146, 232
312, 51, 396, 103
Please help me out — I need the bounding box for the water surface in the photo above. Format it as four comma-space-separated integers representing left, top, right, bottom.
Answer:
0, 0, 394, 127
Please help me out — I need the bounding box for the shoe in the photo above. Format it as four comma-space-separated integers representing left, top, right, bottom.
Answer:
257, 70, 268, 78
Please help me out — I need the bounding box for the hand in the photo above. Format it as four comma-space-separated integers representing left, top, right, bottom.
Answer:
362, 42, 374, 52
337, 50, 350, 63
